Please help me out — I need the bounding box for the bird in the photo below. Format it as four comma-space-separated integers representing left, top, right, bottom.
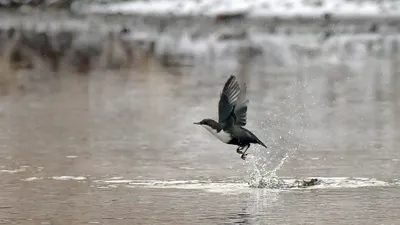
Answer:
194, 75, 267, 160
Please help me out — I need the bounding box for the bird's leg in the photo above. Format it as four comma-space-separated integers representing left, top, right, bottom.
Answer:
241, 144, 251, 160
236, 146, 244, 154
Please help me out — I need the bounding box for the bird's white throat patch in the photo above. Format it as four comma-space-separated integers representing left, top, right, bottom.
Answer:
201, 125, 232, 143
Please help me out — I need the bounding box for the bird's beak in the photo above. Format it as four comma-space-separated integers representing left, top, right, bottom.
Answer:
193, 122, 201, 125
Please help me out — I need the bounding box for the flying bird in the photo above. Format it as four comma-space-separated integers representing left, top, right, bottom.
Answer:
194, 75, 267, 160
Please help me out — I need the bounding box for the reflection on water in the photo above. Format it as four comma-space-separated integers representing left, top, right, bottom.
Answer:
0, 56, 400, 224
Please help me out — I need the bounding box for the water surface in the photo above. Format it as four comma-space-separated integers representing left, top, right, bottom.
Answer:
0, 59, 400, 224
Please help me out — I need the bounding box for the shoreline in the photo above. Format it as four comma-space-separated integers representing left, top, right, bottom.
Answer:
2, 9, 400, 36
1, 7, 400, 77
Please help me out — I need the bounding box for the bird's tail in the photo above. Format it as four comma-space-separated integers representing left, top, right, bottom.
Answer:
256, 138, 268, 149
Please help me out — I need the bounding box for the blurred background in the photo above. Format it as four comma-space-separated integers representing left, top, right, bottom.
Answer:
1, 0, 400, 224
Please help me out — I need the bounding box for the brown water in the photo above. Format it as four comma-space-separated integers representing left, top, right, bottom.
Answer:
0, 58, 400, 225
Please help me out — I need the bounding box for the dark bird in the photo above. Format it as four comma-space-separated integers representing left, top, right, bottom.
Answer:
194, 75, 267, 160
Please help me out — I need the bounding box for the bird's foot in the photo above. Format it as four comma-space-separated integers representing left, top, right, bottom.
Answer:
236, 147, 244, 154
241, 153, 248, 160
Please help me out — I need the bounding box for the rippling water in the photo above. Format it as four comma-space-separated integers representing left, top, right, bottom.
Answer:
0, 57, 400, 224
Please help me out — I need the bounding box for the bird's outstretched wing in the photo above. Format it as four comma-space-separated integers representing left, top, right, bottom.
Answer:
218, 75, 240, 124
218, 75, 249, 127
232, 83, 249, 126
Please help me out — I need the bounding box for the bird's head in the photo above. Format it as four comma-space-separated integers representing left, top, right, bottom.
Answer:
194, 118, 212, 126
194, 119, 219, 130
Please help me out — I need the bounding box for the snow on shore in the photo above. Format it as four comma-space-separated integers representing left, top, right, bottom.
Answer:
81, 0, 400, 18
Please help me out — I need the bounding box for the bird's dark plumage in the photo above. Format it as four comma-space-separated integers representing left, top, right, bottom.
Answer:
218, 75, 240, 124
195, 75, 267, 160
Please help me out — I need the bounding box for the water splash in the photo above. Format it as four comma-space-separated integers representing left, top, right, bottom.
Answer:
247, 151, 289, 189
245, 105, 309, 189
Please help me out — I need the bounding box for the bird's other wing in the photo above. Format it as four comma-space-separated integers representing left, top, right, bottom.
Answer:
218, 75, 240, 124
233, 83, 249, 126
